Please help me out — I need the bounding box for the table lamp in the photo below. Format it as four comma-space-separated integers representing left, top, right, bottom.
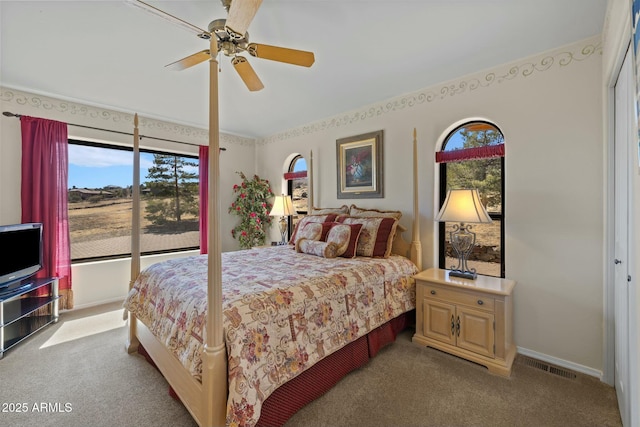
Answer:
269, 194, 295, 245
435, 189, 492, 279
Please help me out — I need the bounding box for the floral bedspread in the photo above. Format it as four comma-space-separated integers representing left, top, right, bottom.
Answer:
124, 245, 417, 427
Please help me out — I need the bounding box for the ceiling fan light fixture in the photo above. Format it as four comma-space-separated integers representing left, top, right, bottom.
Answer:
144, 0, 313, 91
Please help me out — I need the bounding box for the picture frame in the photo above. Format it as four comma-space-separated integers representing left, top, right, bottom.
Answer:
336, 130, 383, 199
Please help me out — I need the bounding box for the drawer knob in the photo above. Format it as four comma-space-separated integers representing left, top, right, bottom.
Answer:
477, 300, 484, 305
430, 290, 436, 295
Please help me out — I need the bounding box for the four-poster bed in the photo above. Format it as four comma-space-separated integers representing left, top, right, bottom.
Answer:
124, 124, 423, 427
123, 7, 423, 423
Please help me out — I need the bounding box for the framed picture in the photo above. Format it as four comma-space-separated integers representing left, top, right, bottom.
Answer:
336, 130, 383, 199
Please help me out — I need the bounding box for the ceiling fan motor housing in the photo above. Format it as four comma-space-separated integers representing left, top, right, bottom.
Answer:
209, 18, 247, 43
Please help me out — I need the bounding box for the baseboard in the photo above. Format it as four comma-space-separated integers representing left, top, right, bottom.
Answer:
63, 297, 125, 312
516, 346, 603, 381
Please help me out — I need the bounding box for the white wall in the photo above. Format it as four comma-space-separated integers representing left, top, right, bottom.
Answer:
0, 89, 257, 308
256, 36, 605, 374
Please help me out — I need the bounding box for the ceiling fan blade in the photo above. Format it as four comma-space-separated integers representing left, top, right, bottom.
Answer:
247, 43, 315, 67
225, 0, 263, 38
165, 50, 211, 70
125, 0, 210, 37
232, 56, 264, 91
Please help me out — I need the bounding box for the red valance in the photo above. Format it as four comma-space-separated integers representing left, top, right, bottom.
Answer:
435, 144, 504, 163
284, 171, 307, 180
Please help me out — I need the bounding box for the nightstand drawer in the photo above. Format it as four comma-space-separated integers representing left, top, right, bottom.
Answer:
423, 285, 495, 311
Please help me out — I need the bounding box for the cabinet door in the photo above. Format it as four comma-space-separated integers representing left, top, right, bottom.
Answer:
457, 307, 494, 358
423, 299, 456, 345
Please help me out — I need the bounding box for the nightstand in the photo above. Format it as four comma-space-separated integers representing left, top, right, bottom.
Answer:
412, 268, 516, 376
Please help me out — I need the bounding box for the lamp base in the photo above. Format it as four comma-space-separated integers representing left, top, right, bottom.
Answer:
279, 216, 288, 245
448, 269, 478, 280
447, 222, 478, 280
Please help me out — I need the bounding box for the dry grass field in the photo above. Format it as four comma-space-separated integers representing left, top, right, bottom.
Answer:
68, 197, 198, 242
68, 197, 200, 259
69, 198, 143, 243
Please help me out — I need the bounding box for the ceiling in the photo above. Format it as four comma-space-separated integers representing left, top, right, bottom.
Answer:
0, 1, 608, 139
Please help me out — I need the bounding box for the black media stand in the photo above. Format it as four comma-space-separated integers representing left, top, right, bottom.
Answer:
0, 277, 59, 359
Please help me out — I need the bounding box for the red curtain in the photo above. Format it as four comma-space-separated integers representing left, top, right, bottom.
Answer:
199, 146, 209, 255
284, 171, 307, 180
435, 144, 504, 163
20, 116, 73, 309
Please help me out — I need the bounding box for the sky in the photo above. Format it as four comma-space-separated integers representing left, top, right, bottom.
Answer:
69, 144, 306, 189
68, 144, 196, 189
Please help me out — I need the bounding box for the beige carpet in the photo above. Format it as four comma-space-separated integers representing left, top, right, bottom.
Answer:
0, 302, 622, 427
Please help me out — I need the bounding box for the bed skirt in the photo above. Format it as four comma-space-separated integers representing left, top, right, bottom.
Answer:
138, 310, 414, 426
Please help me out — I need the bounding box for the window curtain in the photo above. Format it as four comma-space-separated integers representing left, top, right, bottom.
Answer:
435, 144, 504, 163
199, 146, 209, 255
283, 171, 307, 180
20, 116, 73, 309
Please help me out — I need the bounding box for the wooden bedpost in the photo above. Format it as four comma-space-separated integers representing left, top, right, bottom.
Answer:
308, 150, 314, 211
411, 128, 423, 270
200, 40, 227, 427
126, 113, 140, 354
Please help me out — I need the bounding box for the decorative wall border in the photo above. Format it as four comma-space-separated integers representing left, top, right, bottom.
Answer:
0, 87, 255, 147
258, 36, 602, 145
2, 35, 602, 147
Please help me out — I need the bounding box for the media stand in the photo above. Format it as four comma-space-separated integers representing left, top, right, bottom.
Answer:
0, 277, 59, 359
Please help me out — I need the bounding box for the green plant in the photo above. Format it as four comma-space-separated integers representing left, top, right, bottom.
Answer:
228, 172, 274, 249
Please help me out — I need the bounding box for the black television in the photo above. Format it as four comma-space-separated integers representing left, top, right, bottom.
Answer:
0, 223, 43, 289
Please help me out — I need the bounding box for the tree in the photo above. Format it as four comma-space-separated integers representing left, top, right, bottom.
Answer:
446, 128, 503, 211
144, 154, 199, 225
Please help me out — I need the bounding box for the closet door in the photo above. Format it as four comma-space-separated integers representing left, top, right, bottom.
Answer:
613, 44, 632, 427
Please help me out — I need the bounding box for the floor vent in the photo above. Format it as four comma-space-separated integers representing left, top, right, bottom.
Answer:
518, 355, 577, 380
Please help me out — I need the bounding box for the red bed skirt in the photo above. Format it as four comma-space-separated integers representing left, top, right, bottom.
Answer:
138, 310, 414, 426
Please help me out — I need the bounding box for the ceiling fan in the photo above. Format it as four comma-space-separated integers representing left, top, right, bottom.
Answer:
128, 0, 315, 91
126, 0, 316, 298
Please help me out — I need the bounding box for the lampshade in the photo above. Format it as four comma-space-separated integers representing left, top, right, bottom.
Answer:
435, 189, 492, 224
269, 194, 295, 217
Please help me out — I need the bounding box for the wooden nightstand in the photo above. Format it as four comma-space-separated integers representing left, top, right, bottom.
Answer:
412, 268, 516, 376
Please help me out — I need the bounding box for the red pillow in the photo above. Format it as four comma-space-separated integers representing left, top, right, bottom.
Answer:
324, 222, 363, 258
320, 222, 335, 241
337, 216, 398, 258
289, 214, 338, 245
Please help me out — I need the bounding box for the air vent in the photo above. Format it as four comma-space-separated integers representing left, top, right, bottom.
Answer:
518, 355, 577, 380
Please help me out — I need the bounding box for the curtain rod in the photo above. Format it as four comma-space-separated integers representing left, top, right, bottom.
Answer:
2, 111, 226, 150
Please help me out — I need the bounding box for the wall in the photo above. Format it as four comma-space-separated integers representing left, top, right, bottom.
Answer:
0, 88, 256, 308
256, 36, 605, 375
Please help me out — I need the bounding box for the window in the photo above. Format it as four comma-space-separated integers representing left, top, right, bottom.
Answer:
286, 155, 308, 239
68, 140, 200, 262
437, 121, 505, 278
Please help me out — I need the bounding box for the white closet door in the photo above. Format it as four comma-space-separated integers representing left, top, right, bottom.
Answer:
613, 44, 632, 427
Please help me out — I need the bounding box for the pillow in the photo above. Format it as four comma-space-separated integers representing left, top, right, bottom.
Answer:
349, 204, 402, 221
337, 216, 398, 258
310, 205, 349, 215
289, 214, 338, 245
295, 239, 338, 258
295, 222, 324, 242
325, 223, 363, 258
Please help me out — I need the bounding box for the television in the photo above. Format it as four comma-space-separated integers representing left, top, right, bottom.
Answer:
0, 223, 43, 290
